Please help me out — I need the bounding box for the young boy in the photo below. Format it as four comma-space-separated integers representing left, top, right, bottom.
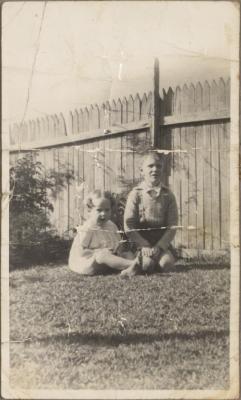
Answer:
124, 150, 178, 273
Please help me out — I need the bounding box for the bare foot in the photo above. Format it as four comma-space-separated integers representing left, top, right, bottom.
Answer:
120, 258, 141, 278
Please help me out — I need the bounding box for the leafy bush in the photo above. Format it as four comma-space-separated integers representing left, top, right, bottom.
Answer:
9, 152, 73, 268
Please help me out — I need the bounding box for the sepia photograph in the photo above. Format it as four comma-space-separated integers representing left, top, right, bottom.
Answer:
1, 1, 240, 398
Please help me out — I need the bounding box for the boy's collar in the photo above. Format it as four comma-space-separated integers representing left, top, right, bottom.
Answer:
138, 181, 163, 195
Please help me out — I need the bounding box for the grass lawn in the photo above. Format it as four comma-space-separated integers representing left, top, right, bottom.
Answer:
9, 263, 230, 390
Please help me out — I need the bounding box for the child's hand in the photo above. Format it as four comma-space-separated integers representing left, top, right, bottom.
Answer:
141, 247, 153, 257
151, 246, 162, 260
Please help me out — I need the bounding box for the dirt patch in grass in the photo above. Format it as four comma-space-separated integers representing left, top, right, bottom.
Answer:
9, 263, 230, 390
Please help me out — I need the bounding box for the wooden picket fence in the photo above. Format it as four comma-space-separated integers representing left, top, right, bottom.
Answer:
9, 92, 153, 145
10, 67, 230, 255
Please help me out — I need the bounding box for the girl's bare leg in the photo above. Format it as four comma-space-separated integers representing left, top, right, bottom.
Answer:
95, 249, 137, 271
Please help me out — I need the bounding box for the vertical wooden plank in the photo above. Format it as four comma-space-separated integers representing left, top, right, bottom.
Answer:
116, 99, 122, 126
77, 145, 85, 225
140, 93, 147, 120
78, 109, 84, 133
172, 128, 182, 248
93, 105, 100, 129
106, 135, 122, 194
94, 139, 105, 190
49, 116, 55, 139
73, 109, 79, 134
89, 105, 100, 130
146, 91, 152, 119
55, 114, 59, 138
36, 119, 41, 141
211, 80, 218, 111
174, 86, 181, 114
57, 147, 64, 236
218, 78, 226, 110
172, 86, 182, 248
202, 80, 212, 249
210, 123, 221, 249
105, 101, 111, 130
57, 147, 68, 235
195, 83, 204, 249
182, 84, 189, 114
133, 130, 148, 184
89, 105, 94, 130
134, 93, 141, 121
121, 133, 134, 189
39, 118, 45, 141
219, 122, 230, 249
195, 82, 203, 112
203, 123, 213, 250
217, 78, 227, 249
83, 141, 95, 194
187, 84, 197, 249
60, 113, 67, 136
151, 58, 160, 147
83, 107, 89, 132
51, 115, 56, 138
72, 146, 79, 227
64, 147, 70, 234
163, 87, 174, 116
203, 81, 211, 112
104, 136, 111, 191
210, 80, 221, 249
122, 97, 128, 124
68, 111, 73, 136
225, 78, 230, 111
99, 104, 106, 129
110, 100, 116, 126
46, 148, 55, 227
52, 148, 60, 234
127, 95, 134, 123
180, 127, 189, 249
67, 146, 75, 233
46, 116, 51, 140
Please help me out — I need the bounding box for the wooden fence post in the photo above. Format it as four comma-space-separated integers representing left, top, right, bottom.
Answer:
151, 58, 160, 146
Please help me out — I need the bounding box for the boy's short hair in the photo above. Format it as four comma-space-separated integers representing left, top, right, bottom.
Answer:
139, 147, 164, 168
85, 189, 114, 210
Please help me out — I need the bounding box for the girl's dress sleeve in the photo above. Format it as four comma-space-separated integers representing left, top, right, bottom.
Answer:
68, 227, 93, 271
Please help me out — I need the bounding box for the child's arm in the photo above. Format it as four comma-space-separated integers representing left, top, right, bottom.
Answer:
155, 191, 178, 251
124, 190, 150, 248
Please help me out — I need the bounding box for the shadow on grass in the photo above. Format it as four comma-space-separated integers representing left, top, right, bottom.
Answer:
170, 263, 230, 273
30, 329, 229, 347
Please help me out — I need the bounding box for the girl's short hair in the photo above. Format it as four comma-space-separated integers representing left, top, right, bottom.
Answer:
85, 190, 114, 210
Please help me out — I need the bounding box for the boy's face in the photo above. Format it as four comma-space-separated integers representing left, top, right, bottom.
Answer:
141, 154, 162, 186
90, 197, 111, 226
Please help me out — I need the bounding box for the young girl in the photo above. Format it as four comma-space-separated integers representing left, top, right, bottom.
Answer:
68, 190, 140, 276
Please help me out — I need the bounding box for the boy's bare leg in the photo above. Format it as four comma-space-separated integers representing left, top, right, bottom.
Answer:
139, 250, 175, 274
159, 250, 175, 271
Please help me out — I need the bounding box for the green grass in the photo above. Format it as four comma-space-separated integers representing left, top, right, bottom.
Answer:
10, 263, 230, 390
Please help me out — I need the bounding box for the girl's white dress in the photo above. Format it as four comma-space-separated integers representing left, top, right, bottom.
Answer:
68, 220, 121, 274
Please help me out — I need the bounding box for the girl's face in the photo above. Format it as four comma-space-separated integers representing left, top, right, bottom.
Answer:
89, 197, 111, 225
